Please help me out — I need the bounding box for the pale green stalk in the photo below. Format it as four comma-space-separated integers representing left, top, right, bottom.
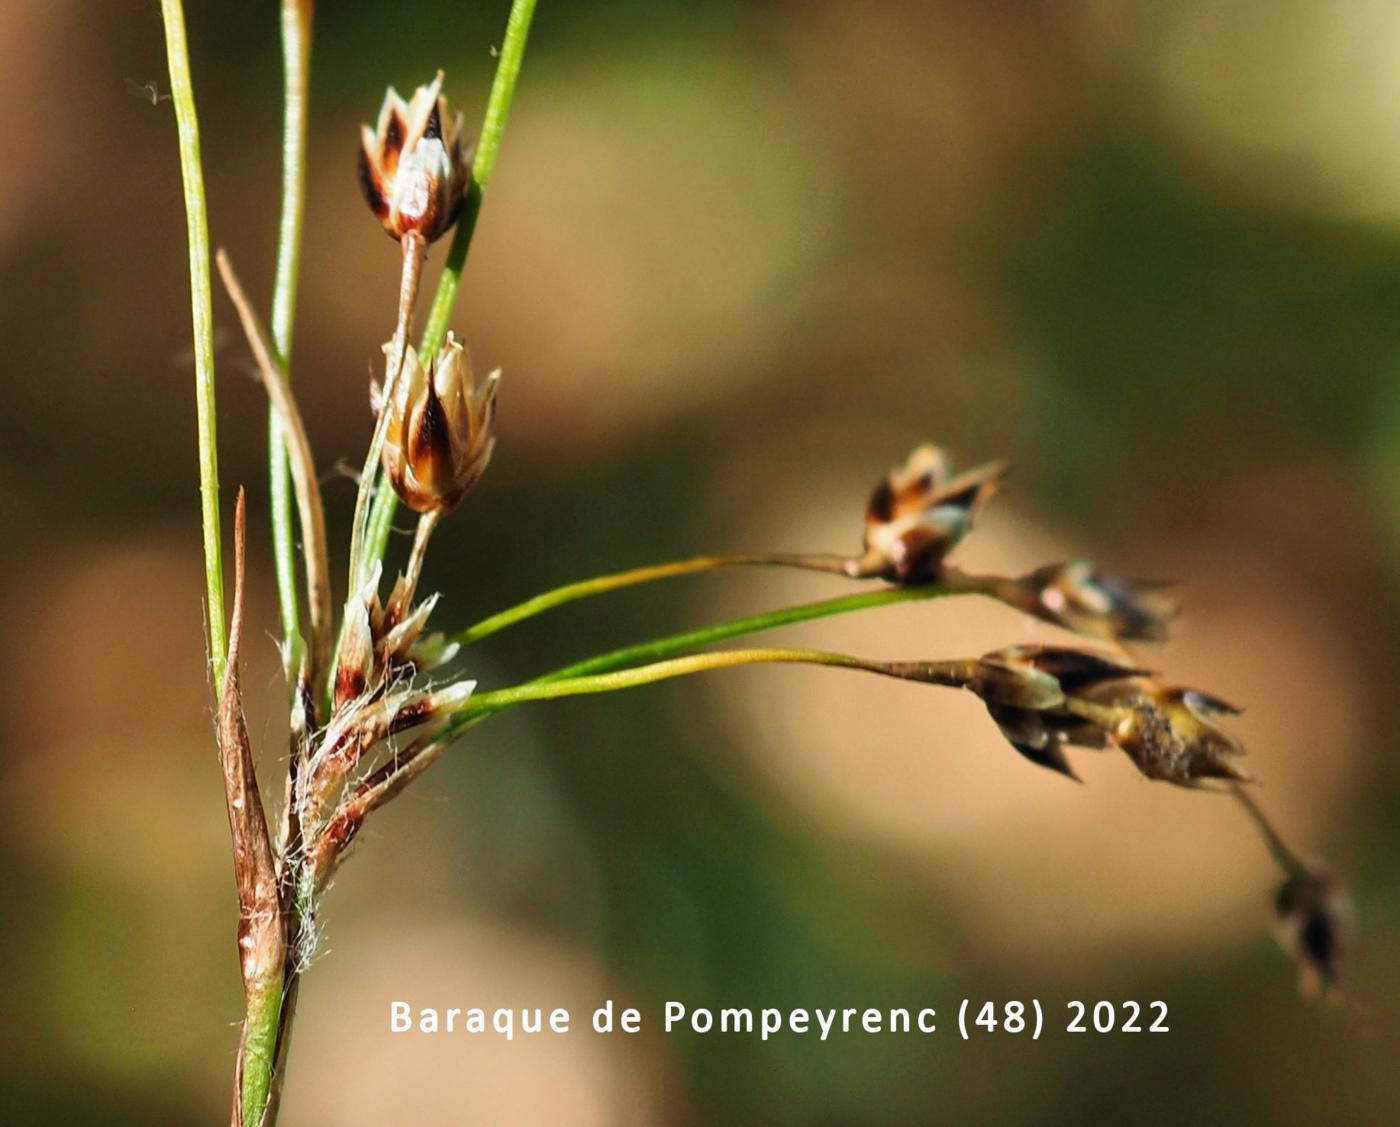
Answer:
269, 0, 313, 674
457, 647, 968, 718
452, 552, 858, 648
362, 0, 539, 571
533, 584, 949, 683
331, 643, 971, 834
160, 0, 226, 691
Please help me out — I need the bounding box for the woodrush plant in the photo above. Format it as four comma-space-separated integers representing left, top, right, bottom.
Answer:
159, 2, 1353, 1122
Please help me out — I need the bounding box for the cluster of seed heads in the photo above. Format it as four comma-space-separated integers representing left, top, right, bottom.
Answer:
209, 76, 1352, 1109
851, 445, 1352, 997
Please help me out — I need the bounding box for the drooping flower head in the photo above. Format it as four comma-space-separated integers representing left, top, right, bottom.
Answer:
861, 445, 1006, 584
381, 333, 498, 514
962, 644, 1250, 787
359, 72, 468, 243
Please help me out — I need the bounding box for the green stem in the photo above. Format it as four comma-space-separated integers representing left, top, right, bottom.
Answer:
535, 583, 948, 683
269, 0, 313, 677
238, 975, 285, 1127
457, 647, 970, 720
363, 0, 539, 572
337, 642, 965, 830
314, 586, 948, 855
160, 0, 226, 692
452, 552, 859, 647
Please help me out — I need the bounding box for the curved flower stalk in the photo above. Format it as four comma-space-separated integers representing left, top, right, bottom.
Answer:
160, 0, 1355, 1121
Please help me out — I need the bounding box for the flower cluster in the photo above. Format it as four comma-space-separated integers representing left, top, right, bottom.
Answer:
957, 644, 1250, 787
308, 563, 470, 819
359, 72, 469, 243
857, 444, 1005, 583
379, 333, 499, 514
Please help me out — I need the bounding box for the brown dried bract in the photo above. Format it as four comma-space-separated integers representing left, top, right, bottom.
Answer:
218, 492, 287, 1121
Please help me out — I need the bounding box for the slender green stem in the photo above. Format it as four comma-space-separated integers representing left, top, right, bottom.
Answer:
161, 0, 226, 692
451, 552, 859, 647
324, 642, 969, 848
363, 0, 540, 572
314, 586, 947, 858
269, 0, 313, 676
536, 584, 949, 683
456, 647, 969, 720
421, 0, 538, 356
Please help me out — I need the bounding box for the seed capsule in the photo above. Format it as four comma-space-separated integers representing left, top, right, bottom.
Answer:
861, 445, 1005, 584
359, 72, 468, 243
969, 645, 1146, 780
1103, 685, 1251, 787
381, 334, 498, 514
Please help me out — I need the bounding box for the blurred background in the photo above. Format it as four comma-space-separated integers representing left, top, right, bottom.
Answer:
2, 0, 1398, 1122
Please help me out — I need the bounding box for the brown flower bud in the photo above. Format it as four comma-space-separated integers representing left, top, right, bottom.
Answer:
359, 72, 468, 243
861, 445, 1005, 584
970, 645, 1146, 780
381, 333, 498, 514
1274, 859, 1352, 1002
1013, 559, 1178, 643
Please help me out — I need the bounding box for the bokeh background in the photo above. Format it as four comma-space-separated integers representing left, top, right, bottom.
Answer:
3, 0, 1399, 1122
